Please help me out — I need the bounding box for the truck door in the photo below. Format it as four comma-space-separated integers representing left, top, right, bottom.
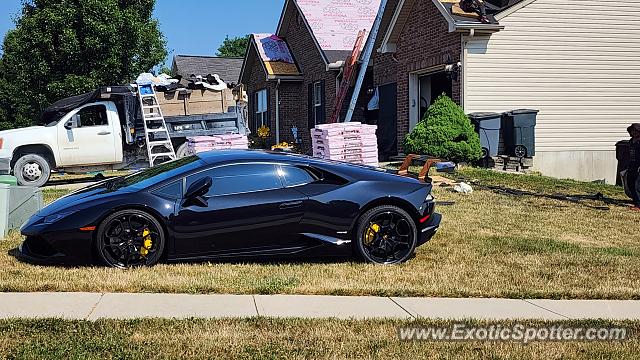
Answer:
56, 102, 119, 166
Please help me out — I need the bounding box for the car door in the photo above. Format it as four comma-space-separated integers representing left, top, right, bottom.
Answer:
57, 102, 118, 166
172, 163, 309, 258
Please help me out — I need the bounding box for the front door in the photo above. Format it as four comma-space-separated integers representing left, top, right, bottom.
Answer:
56, 103, 118, 166
172, 163, 308, 258
378, 83, 398, 160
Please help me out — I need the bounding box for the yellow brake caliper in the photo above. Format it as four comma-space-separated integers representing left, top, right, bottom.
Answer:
139, 228, 153, 257
365, 223, 381, 245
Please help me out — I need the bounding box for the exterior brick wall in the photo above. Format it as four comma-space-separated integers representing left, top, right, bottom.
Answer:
280, 8, 338, 149
373, 0, 462, 151
245, 2, 370, 150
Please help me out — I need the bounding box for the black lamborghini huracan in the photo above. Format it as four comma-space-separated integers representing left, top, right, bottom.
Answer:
19, 150, 441, 268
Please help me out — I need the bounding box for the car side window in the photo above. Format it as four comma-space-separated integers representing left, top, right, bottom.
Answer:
280, 165, 317, 187
74, 104, 108, 127
186, 163, 283, 197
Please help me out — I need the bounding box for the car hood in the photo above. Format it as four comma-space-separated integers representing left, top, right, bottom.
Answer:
0, 126, 46, 137
38, 180, 138, 217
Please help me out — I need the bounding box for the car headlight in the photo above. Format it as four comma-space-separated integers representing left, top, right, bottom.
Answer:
43, 211, 75, 224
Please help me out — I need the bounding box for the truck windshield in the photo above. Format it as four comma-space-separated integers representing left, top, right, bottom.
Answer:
107, 156, 202, 191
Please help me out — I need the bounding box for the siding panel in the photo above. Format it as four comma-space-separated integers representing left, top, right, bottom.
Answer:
464, 0, 640, 153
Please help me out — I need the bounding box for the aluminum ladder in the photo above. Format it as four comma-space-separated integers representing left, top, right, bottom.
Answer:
137, 83, 177, 167
345, 0, 389, 122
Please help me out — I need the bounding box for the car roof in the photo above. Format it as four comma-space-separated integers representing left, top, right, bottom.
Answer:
196, 150, 322, 166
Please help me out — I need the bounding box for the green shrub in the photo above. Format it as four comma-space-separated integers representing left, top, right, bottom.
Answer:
403, 95, 482, 163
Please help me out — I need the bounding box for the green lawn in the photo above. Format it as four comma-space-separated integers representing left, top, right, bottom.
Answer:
0, 318, 638, 359
1, 171, 637, 299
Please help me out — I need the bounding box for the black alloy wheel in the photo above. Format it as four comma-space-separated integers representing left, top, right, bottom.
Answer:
355, 205, 417, 264
96, 210, 165, 268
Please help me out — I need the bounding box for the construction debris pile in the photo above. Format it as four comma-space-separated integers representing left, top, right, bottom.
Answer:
136, 73, 229, 93
186, 134, 249, 154
312, 123, 379, 167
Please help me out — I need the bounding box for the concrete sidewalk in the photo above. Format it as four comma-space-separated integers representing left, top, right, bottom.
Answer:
1, 293, 640, 321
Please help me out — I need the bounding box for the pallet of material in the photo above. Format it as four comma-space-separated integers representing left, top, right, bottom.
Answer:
186, 134, 249, 154
311, 123, 380, 167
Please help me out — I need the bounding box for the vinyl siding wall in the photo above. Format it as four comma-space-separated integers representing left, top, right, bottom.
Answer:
463, 0, 640, 183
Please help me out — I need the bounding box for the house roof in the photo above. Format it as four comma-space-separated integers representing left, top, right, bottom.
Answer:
379, 0, 528, 53
239, 34, 303, 84
172, 55, 244, 84
278, 0, 382, 65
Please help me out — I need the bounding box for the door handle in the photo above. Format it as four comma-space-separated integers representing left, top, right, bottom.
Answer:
279, 201, 303, 210
97, 131, 111, 136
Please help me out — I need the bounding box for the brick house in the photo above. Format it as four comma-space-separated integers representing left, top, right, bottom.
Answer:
239, 0, 381, 148
374, 0, 640, 183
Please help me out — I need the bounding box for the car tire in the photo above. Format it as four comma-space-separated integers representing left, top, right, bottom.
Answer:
175, 142, 189, 159
355, 205, 418, 265
13, 153, 51, 187
95, 209, 166, 269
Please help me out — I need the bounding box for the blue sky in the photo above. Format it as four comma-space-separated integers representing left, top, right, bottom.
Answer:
0, 0, 285, 64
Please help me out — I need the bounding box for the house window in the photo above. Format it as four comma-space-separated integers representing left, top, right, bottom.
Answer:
255, 89, 268, 129
313, 81, 324, 125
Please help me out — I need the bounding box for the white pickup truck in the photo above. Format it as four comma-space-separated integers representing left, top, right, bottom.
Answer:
0, 85, 247, 187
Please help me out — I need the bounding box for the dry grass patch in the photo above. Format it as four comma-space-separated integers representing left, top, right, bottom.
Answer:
1, 176, 638, 298
0, 318, 639, 359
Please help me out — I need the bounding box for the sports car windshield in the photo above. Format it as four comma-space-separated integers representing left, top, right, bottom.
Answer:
107, 156, 203, 191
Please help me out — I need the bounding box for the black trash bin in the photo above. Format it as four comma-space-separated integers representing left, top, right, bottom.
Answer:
502, 109, 539, 158
469, 112, 502, 158
616, 140, 630, 187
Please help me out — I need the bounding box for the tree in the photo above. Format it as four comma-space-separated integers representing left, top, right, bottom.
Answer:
216, 35, 249, 58
404, 95, 482, 163
0, 0, 167, 129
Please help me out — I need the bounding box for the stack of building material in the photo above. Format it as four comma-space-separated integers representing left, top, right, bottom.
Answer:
312, 123, 379, 167
186, 134, 249, 154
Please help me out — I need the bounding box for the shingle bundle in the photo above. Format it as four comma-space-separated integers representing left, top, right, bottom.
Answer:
312, 123, 379, 167
186, 134, 249, 154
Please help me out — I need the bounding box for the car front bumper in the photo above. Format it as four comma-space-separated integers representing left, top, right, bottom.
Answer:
19, 217, 95, 265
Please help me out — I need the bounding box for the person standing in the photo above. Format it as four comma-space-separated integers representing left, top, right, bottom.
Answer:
627, 123, 640, 210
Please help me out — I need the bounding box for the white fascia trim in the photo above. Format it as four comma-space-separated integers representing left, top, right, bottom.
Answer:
431, 0, 458, 32
378, 0, 406, 54
495, 0, 537, 20
278, 0, 330, 65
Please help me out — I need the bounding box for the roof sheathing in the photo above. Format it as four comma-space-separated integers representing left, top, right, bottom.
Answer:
277, 0, 382, 64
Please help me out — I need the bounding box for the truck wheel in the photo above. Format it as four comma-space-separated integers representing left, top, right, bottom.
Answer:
13, 154, 51, 187
175, 142, 189, 159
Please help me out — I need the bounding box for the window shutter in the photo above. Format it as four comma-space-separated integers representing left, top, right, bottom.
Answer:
319, 80, 326, 124
265, 88, 271, 131
307, 83, 314, 129
253, 92, 258, 131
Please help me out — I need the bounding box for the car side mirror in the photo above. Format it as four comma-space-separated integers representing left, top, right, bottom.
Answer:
183, 176, 212, 207
64, 120, 74, 130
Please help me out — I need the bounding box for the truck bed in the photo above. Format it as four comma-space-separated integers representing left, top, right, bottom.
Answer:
164, 111, 247, 138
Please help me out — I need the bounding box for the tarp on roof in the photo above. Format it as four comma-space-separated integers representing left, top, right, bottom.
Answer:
296, 0, 381, 51
252, 34, 301, 77
39, 86, 134, 126
254, 34, 295, 63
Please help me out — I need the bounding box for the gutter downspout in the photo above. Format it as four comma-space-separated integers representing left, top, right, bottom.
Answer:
276, 79, 281, 144
461, 29, 475, 112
